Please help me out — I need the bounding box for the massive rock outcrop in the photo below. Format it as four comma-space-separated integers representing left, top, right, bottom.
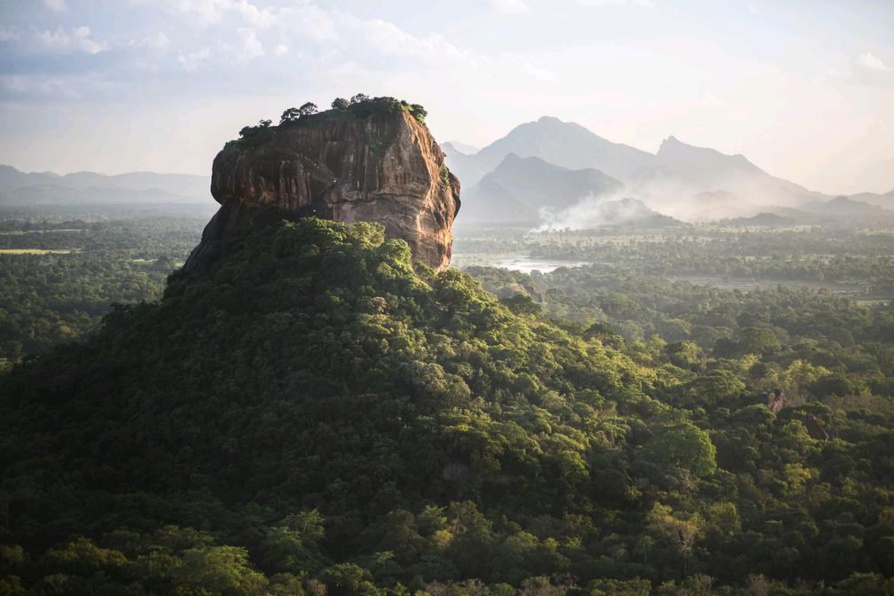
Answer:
185, 103, 460, 271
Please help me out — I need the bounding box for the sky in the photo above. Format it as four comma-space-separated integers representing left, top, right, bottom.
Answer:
0, 0, 892, 194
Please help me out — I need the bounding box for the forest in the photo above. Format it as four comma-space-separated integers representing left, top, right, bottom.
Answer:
0, 212, 892, 595
0, 209, 206, 366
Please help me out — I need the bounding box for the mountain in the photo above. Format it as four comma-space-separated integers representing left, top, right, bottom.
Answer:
458, 154, 623, 225
0, 217, 673, 592
630, 137, 824, 217
849, 188, 894, 210
0, 164, 61, 190
445, 116, 655, 187
653, 136, 757, 177
723, 212, 798, 227
443, 141, 479, 155
801, 196, 894, 219
446, 119, 830, 224
0, 184, 189, 206
0, 164, 212, 205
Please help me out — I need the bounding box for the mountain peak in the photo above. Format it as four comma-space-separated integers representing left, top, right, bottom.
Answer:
657, 135, 699, 155
657, 135, 755, 171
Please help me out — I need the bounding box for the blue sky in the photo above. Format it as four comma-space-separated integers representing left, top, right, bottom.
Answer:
0, 0, 892, 193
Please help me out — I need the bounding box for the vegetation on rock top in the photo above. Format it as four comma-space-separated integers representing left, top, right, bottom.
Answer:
227, 94, 428, 151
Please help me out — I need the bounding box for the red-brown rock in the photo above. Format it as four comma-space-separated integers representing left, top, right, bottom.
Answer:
186, 107, 460, 272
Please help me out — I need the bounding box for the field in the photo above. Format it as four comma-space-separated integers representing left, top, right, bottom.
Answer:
0, 248, 79, 255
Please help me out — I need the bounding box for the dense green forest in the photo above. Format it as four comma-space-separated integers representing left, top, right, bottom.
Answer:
0, 211, 205, 365
0, 217, 891, 594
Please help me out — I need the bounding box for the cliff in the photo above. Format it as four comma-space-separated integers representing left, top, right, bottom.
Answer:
185, 103, 460, 271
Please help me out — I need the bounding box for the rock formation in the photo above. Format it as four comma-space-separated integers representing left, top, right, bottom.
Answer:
803, 413, 837, 441
761, 388, 787, 414
185, 100, 461, 272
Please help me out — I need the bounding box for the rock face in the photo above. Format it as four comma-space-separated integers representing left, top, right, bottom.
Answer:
185, 108, 460, 271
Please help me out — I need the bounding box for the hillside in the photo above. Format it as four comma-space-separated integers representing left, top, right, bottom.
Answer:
459, 154, 623, 226
0, 219, 663, 592
1, 218, 892, 594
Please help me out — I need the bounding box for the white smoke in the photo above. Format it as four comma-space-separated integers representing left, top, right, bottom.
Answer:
534, 173, 818, 231
536, 192, 651, 231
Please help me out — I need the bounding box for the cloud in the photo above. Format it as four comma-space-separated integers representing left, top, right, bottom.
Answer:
275, 44, 288, 56
175, 28, 264, 70
42, 0, 67, 12
131, 32, 170, 51
146, 0, 274, 28
354, 18, 468, 64
577, 0, 655, 6
237, 28, 264, 59
488, 0, 531, 14
0, 29, 20, 42
177, 47, 212, 71
34, 26, 108, 54
524, 63, 557, 82
858, 52, 888, 72
1, 74, 83, 99
277, 4, 338, 44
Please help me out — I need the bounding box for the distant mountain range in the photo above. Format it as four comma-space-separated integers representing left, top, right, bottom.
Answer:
446, 117, 893, 227
446, 116, 654, 187
849, 189, 894, 210
0, 165, 212, 206
459, 154, 623, 225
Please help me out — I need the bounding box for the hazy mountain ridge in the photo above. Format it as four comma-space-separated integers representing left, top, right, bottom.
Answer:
445, 117, 867, 225
0, 164, 212, 205
445, 116, 654, 187
459, 154, 623, 225
849, 188, 894, 210
802, 196, 893, 217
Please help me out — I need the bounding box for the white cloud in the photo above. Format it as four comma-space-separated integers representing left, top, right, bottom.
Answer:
1, 75, 82, 99
577, 0, 655, 6
175, 28, 265, 70
355, 18, 468, 63
281, 5, 338, 43
42, 0, 67, 12
0, 29, 20, 42
523, 63, 556, 82
177, 47, 212, 70
237, 28, 264, 59
146, 0, 274, 28
131, 32, 170, 50
858, 52, 888, 72
488, 0, 531, 14
35, 26, 108, 54
275, 44, 288, 56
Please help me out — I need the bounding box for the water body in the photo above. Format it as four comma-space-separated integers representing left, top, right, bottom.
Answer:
492, 254, 592, 274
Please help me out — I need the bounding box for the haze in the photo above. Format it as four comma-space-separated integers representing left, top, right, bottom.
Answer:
0, 0, 892, 194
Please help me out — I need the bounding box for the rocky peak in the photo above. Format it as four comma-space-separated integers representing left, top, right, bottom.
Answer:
656, 136, 754, 171
185, 98, 461, 272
